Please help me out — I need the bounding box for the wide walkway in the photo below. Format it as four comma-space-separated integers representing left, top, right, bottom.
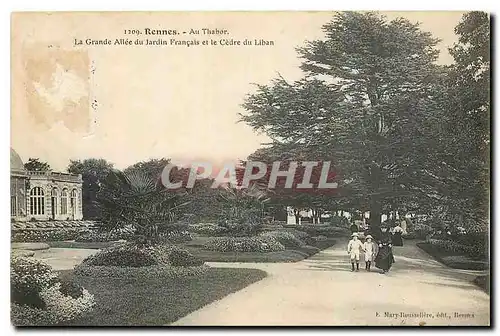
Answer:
172, 240, 490, 326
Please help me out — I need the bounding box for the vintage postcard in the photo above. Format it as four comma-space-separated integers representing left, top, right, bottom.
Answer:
10, 11, 490, 327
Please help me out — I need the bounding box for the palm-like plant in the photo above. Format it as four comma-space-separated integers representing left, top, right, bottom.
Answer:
96, 169, 190, 243
218, 183, 270, 235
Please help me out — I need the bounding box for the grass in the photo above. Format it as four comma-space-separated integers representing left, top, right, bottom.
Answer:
47, 241, 116, 249
58, 267, 267, 326
181, 237, 336, 263
416, 242, 489, 271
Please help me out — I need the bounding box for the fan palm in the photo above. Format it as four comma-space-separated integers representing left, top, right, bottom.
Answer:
96, 169, 190, 243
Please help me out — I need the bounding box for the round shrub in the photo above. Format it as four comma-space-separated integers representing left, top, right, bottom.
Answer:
80, 244, 158, 267
11, 257, 59, 309
189, 223, 229, 236
204, 236, 285, 253
259, 231, 305, 249
167, 247, 203, 266
10, 257, 95, 326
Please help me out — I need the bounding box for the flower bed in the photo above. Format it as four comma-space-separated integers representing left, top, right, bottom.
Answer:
11, 229, 89, 243
11, 256, 95, 326
259, 231, 305, 249
204, 236, 285, 252
188, 223, 229, 236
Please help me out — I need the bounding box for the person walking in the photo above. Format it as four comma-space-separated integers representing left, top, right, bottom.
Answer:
374, 223, 395, 274
347, 233, 364, 272
363, 235, 377, 271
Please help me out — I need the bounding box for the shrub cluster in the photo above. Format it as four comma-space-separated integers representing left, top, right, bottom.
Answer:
259, 231, 305, 249
189, 223, 229, 236
79, 243, 203, 268
74, 264, 208, 278
204, 236, 285, 252
11, 257, 95, 326
406, 223, 434, 240
297, 225, 350, 238
11, 229, 88, 243
159, 231, 193, 243
75, 230, 134, 243
427, 238, 487, 259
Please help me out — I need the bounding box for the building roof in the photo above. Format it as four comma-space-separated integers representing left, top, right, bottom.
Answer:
10, 148, 25, 171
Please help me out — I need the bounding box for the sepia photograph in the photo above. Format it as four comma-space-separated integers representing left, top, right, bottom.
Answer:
10, 10, 490, 327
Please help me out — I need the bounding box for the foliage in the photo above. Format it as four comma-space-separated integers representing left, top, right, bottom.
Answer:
204, 236, 285, 253
75, 230, 134, 243
259, 231, 305, 248
67, 158, 115, 219
96, 169, 190, 242
188, 223, 229, 236
73, 265, 208, 278
79, 244, 162, 267
167, 246, 204, 266
294, 225, 351, 238
240, 11, 464, 228
426, 238, 487, 260
24, 158, 50, 172
159, 231, 193, 243
11, 229, 89, 243
10, 257, 95, 326
11, 257, 59, 309
218, 183, 270, 235
405, 222, 434, 240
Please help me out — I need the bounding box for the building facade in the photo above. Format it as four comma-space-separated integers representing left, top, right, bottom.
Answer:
10, 148, 83, 221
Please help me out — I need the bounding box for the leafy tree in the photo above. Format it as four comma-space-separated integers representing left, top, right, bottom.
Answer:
241, 12, 447, 229
67, 159, 114, 219
440, 11, 490, 231
123, 158, 171, 182
24, 158, 50, 172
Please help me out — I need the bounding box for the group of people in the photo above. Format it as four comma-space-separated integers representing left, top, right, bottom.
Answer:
347, 222, 401, 274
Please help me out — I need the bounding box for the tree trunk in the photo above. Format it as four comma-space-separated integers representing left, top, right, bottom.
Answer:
370, 196, 382, 231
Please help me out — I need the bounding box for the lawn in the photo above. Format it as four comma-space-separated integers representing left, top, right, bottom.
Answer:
47, 241, 116, 249
58, 267, 267, 326
416, 242, 489, 271
180, 236, 337, 263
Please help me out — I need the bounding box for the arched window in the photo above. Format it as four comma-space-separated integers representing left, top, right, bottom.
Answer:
61, 189, 68, 215
30, 187, 45, 215
51, 188, 58, 216
70, 189, 77, 216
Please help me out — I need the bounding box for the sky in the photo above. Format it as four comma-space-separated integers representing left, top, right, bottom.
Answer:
11, 11, 467, 171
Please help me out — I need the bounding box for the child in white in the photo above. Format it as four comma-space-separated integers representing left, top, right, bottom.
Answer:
363, 235, 376, 271
347, 233, 364, 271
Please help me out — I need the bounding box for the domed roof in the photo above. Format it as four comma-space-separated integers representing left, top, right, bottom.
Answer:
10, 148, 25, 171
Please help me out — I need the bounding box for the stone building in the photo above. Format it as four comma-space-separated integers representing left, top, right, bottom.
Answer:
10, 148, 83, 221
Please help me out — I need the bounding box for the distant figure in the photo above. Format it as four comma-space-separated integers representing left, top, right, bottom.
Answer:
400, 219, 408, 234
392, 225, 404, 246
347, 233, 364, 272
363, 235, 377, 271
350, 223, 359, 234
375, 223, 395, 274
